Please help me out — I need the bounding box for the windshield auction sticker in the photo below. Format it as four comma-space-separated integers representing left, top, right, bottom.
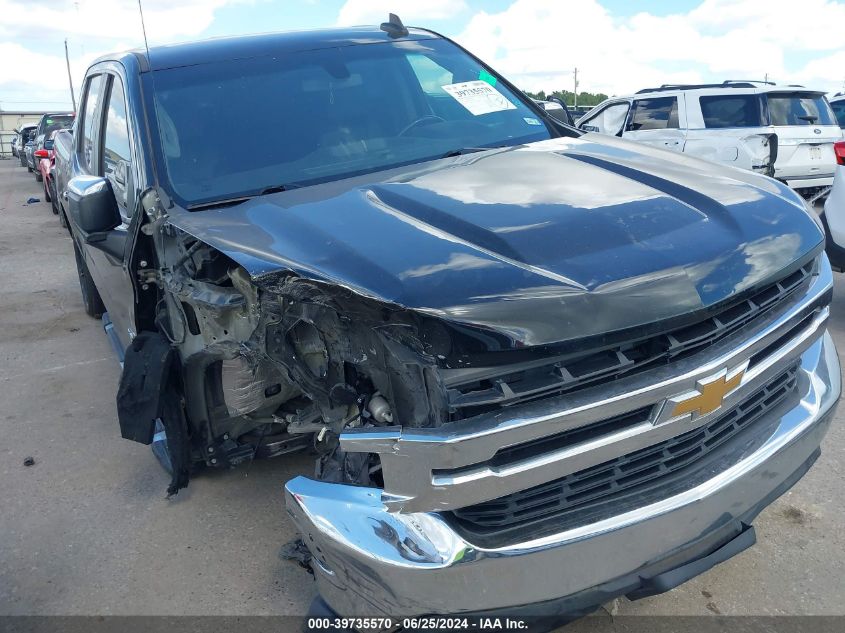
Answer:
442, 80, 517, 116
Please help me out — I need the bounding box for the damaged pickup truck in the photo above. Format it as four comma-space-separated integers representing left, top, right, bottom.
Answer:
62, 17, 839, 621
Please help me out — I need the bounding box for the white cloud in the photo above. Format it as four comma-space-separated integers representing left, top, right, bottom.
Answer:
0, 41, 105, 110
0, 0, 239, 42
0, 0, 243, 110
798, 51, 845, 95
456, 0, 845, 97
336, 0, 468, 26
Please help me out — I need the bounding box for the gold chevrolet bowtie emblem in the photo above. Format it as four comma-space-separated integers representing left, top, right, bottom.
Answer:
665, 362, 748, 421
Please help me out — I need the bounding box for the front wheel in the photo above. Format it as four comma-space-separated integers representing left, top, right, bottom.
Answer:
151, 419, 174, 474
73, 242, 105, 318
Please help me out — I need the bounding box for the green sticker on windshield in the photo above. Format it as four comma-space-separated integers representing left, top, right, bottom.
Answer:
45, 118, 53, 124
478, 70, 497, 87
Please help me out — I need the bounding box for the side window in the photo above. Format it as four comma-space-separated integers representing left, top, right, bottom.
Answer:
580, 102, 630, 136
628, 97, 679, 131
81, 74, 103, 172
699, 95, 764, 128
102, 75, 132, 213
832, 101, 845, 128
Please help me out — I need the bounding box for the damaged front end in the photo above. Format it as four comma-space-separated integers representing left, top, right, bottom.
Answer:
111, 133, 834, 617
117, 212, 465, 497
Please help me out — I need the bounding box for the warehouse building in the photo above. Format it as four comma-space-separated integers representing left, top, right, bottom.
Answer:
0, 110, 49, 157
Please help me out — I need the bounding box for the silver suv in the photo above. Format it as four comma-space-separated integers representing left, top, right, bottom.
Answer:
577, 81, 843, 200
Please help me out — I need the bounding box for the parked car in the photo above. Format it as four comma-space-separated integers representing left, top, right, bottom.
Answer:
821, 140, 845, 269
831, 93, 845, 129
532, 98, 575, 126
34, 131, 60, 213
29, 115, 75, 182
53, 128, 74, 225
62, 20, 837, 622
570, 104, 593, 119
35, 112, 75, 139
577, 81, 843, 201
13, 124, 37, 162
30, 135, 46, 182
21, 128, 37, 170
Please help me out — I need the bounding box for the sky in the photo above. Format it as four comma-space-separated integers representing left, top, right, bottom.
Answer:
1, 0, 844, 112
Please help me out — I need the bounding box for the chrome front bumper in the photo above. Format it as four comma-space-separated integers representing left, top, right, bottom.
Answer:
285, 260, 840, 616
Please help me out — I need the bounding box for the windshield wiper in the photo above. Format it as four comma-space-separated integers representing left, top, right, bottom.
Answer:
441, 147, 493, 159
259, 182, 302, 195
187, 183, 303, 211
797, 115, 818, 123
187, 196, 254, 211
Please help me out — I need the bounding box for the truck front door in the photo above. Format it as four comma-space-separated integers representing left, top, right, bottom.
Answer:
75, 69, 138, 348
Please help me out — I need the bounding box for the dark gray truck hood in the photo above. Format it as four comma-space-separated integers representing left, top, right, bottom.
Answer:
167, 135, 823, 347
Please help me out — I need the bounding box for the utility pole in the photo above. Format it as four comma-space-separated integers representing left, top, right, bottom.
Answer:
64, 39, 77, 112
573, 67, 579, 108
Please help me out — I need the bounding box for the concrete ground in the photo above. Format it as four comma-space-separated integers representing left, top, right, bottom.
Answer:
0, 157, 843, 622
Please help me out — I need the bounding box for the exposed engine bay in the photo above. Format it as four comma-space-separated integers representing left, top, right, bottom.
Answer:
118, 221, 461, 494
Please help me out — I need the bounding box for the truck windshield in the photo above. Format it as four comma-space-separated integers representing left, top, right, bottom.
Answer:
767, 93, 837, 126
150, 38, 554, 207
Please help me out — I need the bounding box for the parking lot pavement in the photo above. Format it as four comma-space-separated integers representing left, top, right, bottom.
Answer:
0, 156, 843, 621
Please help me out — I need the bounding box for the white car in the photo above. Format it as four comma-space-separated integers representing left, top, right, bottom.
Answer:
822, 140, 845, 270
577, 81, 843, 200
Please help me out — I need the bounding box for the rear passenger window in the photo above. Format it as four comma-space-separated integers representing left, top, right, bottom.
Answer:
628, 97, 679, 131
81, 75, 103, 172
700, 95, 764, 128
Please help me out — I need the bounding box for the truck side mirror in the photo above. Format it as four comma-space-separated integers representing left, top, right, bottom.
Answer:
67, 175, 121, 235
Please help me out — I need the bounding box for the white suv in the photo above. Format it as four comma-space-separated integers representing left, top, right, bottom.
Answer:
577, 81, 843, 200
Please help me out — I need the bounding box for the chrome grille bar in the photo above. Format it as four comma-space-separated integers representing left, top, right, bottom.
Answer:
341, 255, 833, 513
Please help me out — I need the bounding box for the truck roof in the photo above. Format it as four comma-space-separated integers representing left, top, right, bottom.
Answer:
95, 26, 440, 73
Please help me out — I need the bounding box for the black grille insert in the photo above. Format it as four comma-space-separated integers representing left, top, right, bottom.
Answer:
451, 364, 800, 537
448, 263, 813, 417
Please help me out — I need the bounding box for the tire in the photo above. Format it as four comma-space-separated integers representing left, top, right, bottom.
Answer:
73, 242, 106, 318
151, 419, 174, 475
59, 205, 68, 228
47, 182, 58, 214
27, 165, 32, 173
35, 171, 43, 182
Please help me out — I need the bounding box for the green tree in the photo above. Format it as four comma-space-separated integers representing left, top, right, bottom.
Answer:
523, 88, 609, 107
